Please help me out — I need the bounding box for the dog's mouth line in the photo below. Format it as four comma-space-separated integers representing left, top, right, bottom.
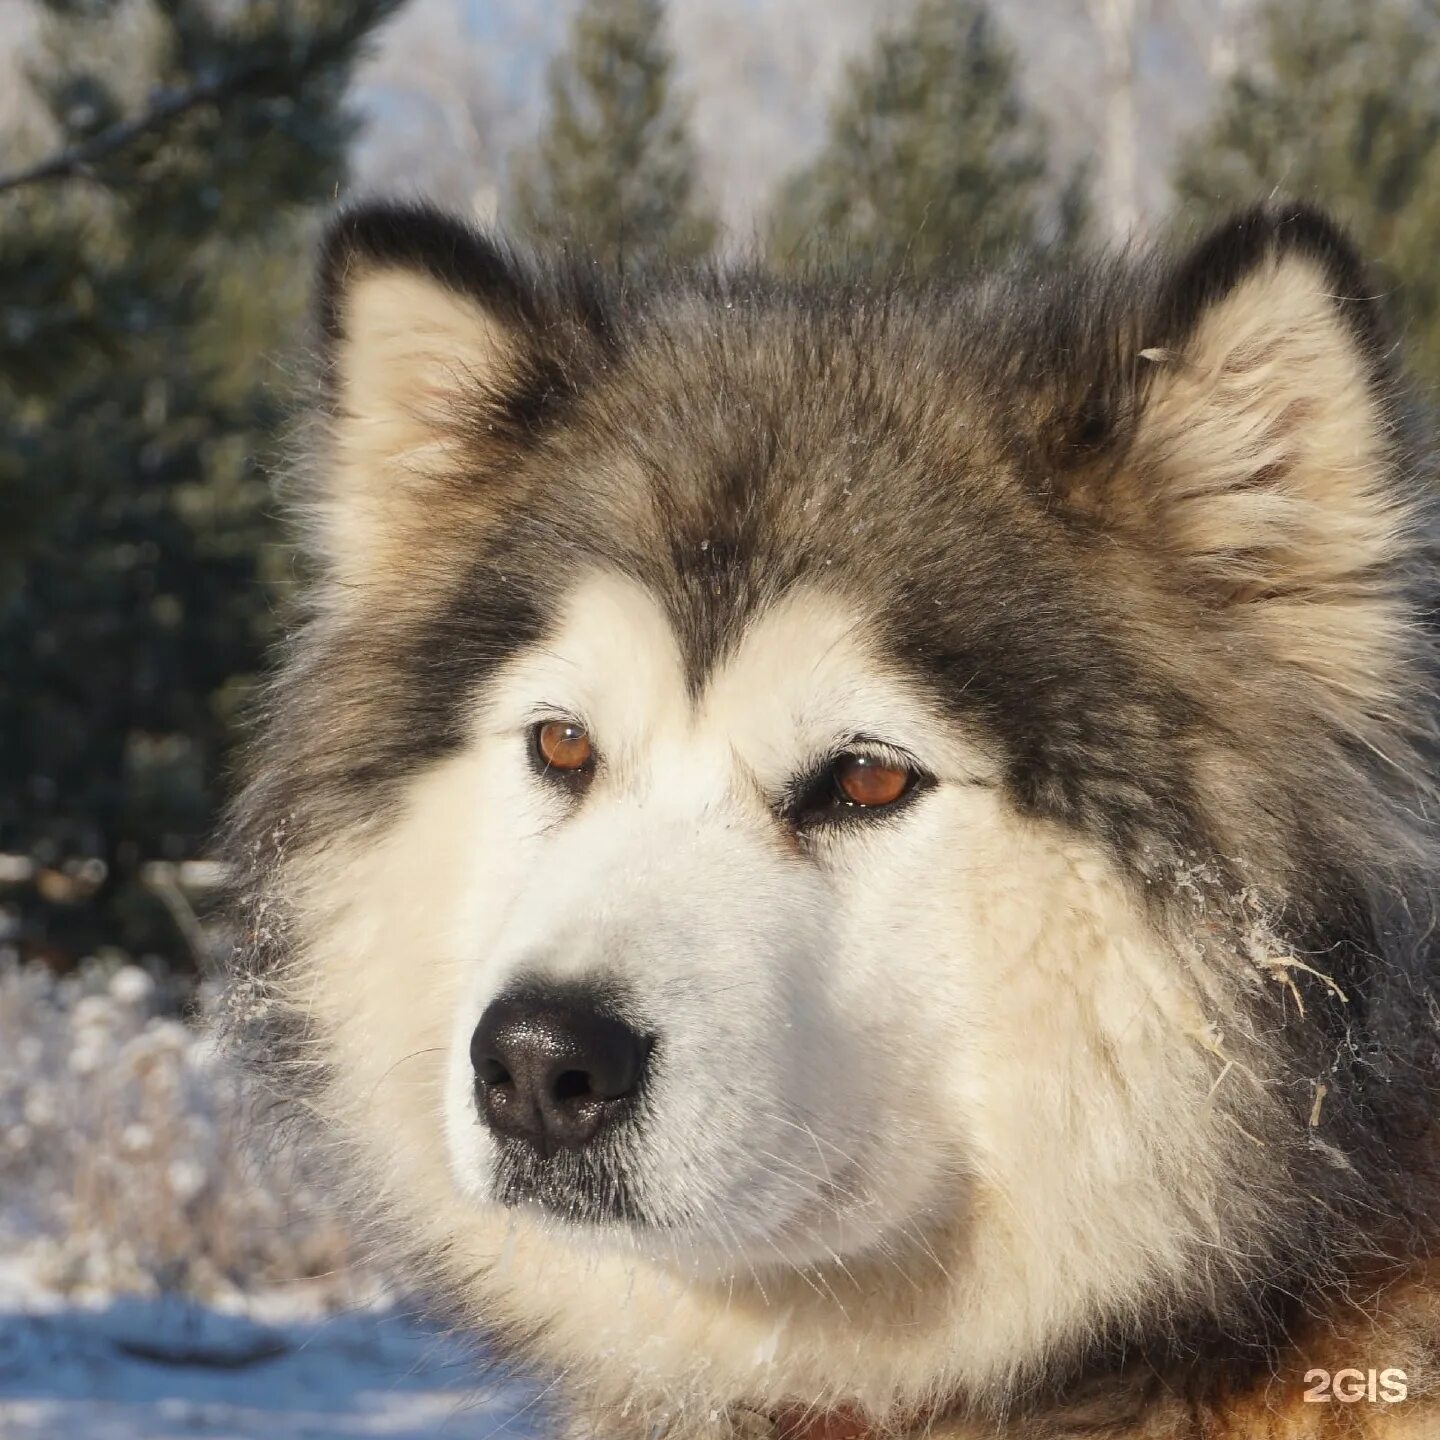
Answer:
492, 1162, 874, 1238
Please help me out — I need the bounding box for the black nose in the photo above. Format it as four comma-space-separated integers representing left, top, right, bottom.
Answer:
470, 986, 651, 1156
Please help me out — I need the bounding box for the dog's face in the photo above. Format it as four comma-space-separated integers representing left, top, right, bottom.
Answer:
438, 574, 1002, 1273
232, 207, 1434, 1421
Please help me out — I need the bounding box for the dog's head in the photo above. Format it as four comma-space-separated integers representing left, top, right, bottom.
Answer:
230, 205, 1438, 1423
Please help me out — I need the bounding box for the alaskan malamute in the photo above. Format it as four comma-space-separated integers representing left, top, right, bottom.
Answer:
228, 203, 1440, 1438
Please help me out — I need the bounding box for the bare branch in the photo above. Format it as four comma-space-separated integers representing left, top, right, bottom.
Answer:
0, 0, 405, 198
0, 72, 235, 196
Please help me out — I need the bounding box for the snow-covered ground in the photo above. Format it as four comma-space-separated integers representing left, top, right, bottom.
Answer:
0, 960, 549, 1439
0, 1261, 548, 1440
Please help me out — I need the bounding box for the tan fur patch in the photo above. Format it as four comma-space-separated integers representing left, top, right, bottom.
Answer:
322, 269, 520, 591
1133, 254, 1408, 717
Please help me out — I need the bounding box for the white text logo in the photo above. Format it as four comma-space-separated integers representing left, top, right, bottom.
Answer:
1303, 1369, 1407, 1404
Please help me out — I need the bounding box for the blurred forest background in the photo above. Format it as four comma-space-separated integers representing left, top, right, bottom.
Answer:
3, 0, 1440, 975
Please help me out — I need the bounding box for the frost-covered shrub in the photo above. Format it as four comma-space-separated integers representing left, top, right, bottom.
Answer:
0, 955, 357, 1299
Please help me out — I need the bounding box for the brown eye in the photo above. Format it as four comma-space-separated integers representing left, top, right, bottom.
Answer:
832, 753, 913, 808
535, 720, 593, 773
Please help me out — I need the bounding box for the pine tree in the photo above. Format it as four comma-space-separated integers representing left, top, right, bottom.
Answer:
1174, 0, 1440, 388
508, 0, 716, 268
0, 0, 401, 966
767, 0, 1066, 275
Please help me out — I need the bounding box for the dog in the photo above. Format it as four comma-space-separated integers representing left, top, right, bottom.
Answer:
226, 201, 1440, 1438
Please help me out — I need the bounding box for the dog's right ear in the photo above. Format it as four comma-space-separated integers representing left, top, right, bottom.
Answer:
313, 204, 594, 584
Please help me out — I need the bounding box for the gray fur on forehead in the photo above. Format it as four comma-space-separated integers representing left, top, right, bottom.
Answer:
305, 200, 1435, 894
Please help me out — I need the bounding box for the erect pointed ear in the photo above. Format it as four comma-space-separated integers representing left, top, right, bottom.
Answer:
311, 203, 598, 586
1053, 205, 1419, 711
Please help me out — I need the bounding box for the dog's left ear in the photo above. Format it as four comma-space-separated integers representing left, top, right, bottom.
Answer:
1056, 205, 1418, 709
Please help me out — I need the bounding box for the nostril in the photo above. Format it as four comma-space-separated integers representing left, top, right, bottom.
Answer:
551, 1068, 593, 1104
469, 984, 652, 1153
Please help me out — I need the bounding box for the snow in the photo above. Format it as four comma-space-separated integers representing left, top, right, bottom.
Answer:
0, 1254, 549, 1440
0, 959, 552, 1439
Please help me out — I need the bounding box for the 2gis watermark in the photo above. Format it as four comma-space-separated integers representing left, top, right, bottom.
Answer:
1303, 1368, 1408, 1404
